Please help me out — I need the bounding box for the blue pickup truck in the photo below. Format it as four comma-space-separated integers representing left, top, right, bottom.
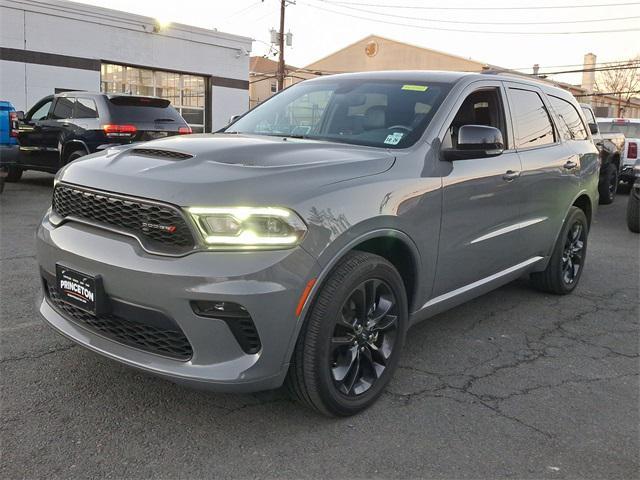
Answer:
0, 100, 20, 194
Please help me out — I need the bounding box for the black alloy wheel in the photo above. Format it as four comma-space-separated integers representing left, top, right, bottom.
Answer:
561, 221, 585, 286
286, 251, 408, 416
330, 279, 398, 396
530, 206, 588, 295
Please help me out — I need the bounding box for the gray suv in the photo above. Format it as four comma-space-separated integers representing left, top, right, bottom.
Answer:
37, 71, 599, 416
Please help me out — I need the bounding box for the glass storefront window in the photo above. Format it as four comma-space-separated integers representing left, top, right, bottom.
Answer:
101, 63, 206, 131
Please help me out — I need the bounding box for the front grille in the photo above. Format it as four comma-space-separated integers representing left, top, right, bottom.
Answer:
130, 148, 193, 160
52, 184, 195, 255
46, 281, 193, 360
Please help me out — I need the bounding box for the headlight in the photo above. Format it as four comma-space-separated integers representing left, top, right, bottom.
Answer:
187, 207, 307, 248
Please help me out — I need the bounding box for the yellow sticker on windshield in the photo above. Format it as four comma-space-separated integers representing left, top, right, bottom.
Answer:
402, 85, 428, 92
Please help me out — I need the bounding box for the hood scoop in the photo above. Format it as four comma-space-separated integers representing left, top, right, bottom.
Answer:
129, 148, 193, 160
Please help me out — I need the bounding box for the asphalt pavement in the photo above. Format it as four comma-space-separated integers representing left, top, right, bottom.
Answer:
1, 172, 638, 479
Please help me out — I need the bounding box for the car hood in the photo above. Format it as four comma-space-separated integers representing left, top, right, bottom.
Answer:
59, 134, 396, 206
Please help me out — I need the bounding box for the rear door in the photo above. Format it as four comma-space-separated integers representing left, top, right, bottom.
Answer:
105, 96, 188, 141
433, 81, 525, 297
505, 83, 580, 259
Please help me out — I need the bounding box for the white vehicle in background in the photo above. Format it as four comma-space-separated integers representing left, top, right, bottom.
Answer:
596, 117, 640, 186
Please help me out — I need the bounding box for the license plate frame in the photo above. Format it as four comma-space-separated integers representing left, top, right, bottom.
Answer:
55, 264, 106, 315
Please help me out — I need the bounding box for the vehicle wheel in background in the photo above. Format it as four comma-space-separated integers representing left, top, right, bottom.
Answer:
0, 175, 4, 194
287, 251, 408, 416
616, 182, 631, 194
5, 165, 22, 182
598, 163, 618, 205
530, 206, 588, 295
65, 149, 87, 164
626, 187, 640, 233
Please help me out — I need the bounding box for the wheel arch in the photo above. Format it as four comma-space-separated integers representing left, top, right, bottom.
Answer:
283, 229, 422, 368
572, 193, 593, 227
60, 140, 90, 164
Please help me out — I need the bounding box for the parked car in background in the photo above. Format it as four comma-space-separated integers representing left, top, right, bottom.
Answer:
37, 71, 599, 416
627, 158, 640, 233
596, 117, 640, 186
6, 92, 191, 183
0, 100, 19, 194
580, 105, 625, 204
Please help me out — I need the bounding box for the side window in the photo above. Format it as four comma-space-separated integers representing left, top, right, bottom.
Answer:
27, 100, 53, 121
73, 98, 99, 119
509, 88, 555, 148
549, 95, 588, 141
50, 97, 74, 120
443, 88, 507, 149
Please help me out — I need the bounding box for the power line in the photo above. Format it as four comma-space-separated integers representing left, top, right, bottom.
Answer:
303, 1, 640, 34
321, 1, 640, 25
509, 59, 640, 71
323, 0, 640, 10
538, 61, 640, 75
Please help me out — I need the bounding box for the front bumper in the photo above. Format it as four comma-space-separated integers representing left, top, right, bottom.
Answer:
36, 213, 318, 392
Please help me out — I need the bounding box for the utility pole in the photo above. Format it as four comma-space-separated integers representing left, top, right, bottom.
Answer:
277, 0, 286, 91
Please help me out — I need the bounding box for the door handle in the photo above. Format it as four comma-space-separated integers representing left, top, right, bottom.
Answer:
563, 160, 578, 170
502, 170, 520, 181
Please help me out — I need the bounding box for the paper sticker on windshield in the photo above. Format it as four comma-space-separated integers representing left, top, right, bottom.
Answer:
402, 85, 428, 92
384, 132, 404, 145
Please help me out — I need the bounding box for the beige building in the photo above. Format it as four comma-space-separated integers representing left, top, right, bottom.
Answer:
249, 56, 309, 108
305, 34, 490, 74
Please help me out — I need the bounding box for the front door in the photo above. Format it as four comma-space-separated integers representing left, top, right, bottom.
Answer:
433, 82, 525, 297
17, 97, 56, 169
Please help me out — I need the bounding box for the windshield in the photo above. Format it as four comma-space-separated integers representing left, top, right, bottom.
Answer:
226, 79, 451, 148
597, 121, 640, 138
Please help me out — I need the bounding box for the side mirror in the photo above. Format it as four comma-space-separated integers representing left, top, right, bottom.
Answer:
588, 123, 598, 135
16, 111, 25, 121
442, 125, 505, 161
228, 114, 242, 125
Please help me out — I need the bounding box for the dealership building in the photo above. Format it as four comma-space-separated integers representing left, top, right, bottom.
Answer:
0, 0, 252, 131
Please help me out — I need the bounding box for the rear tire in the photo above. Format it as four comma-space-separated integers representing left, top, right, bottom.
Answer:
530, 206, 588, 295
65, 149, 87, 164
5, 165, 22, 183
627, 188, 640, 233
598, 163, 618, 205
286, 251, 408, 416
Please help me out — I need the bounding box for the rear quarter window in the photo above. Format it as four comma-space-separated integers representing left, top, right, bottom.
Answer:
549, 95, 588, 141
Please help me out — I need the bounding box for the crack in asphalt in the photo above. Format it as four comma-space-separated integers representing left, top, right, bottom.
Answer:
0, 344, 77, 363
385, 282, 638, 439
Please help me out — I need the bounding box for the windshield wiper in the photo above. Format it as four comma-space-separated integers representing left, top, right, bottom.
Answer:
154, 118, 176, 123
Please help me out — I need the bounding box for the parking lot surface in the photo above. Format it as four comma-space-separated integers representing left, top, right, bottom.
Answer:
1, 172, 638, 479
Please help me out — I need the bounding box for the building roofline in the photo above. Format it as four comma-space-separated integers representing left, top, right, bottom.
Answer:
1, 0, 253, 48
303, 33, 490, 71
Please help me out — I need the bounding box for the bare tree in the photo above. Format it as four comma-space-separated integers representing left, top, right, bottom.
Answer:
595, 56, 640, 116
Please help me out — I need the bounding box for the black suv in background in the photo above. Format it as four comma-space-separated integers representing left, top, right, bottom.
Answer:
4, 92, 191, 183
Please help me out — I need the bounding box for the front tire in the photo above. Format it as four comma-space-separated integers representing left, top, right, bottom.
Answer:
5, 165, 22, 183
287, 251, 408, 416
530, 206, 588, 295
598, 163, 618, 205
